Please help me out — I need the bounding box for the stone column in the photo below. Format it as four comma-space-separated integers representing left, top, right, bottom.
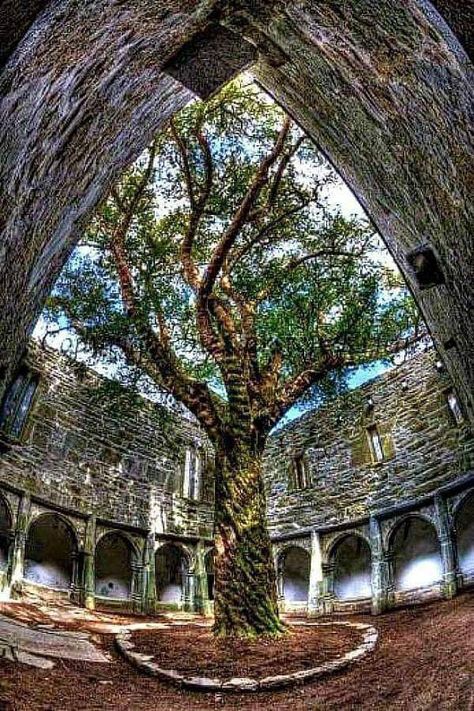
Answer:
434, 495, 458, 599
10, 492, 31, 586
274, 551, 285, 612
308, 531, 323, 616
320, 561, 335, 614
82, 514, 96, 610
143, 533, 156, 615
131, 561, 144, 613
70, 551, 80, 603
193, 541, 212, 616
183, 569, 195, 612
369, 516, 390, 614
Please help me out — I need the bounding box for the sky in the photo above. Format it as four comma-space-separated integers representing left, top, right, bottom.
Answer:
33, 82, 401, 426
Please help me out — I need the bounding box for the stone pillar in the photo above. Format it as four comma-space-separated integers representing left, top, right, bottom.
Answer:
183, 569, 195, 612
320, 561, 335, 614
82, 514, 96, 610
10, 492, 31, 586
369, 516, 390, 614
70, 551, 80, 603
275, 551, 285, 612
193, 542, 212, 616
143, 533, 156, 615
434, 495, 458, 599
131, 561, 144, 613
308, 531, 323, 616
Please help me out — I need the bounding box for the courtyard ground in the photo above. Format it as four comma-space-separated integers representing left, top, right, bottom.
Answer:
0, 593, 472, 710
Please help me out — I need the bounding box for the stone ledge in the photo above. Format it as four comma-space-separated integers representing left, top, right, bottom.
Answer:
115, 621, 378, 693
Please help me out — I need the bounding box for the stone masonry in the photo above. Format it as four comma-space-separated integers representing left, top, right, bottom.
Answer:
0, 342, 472, 617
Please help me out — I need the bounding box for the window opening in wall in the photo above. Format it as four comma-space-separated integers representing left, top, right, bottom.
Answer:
367, 425, 384, 463
0, 368, 38, 438
291, 455, 310, 490
446, 389, 464, 425
183, 447, 202, 500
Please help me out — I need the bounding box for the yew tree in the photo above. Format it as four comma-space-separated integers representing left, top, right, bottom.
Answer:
45, 81, 419, 638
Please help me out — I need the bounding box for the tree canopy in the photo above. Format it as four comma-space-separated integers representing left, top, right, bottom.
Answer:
44, 79, 420, 439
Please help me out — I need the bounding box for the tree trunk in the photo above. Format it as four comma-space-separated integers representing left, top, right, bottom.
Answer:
213, 441, 284, 638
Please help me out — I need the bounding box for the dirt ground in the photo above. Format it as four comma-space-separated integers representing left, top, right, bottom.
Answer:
132, 622, 360, 678
0, 593, 473, 711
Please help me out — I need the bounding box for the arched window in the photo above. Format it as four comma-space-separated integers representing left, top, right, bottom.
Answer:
280, 546, 310, 602
155, 543, 189, 603
390, 517, 443, 591
455, 494, 474, 579
183, 447, 202, 500
95, 532, 133, 599
332, 534, 372, 600
24, 514, 77, 590
0, 368, 38, 438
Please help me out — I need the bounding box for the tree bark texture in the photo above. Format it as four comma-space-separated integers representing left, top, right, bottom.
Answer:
213, 442, 284, 638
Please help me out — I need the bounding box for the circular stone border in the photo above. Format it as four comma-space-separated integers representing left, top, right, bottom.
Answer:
115, 620, 378, 692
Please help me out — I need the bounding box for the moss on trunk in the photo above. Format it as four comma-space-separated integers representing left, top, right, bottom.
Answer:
213, 443, 285, 638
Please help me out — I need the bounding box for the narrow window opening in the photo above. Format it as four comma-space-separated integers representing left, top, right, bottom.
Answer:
446, 389, 464, 425
0, 368, 38, 438
183, 447, 202, 500
291, 455, 310, 490
367, 425, 384, 463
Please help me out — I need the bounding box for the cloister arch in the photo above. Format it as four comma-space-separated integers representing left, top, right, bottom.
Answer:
454, 492, 474, 584
94, 531, 134, 600
24, 513, 78, 590
278, 545, 311, 604
0, 494, 12, 571
389, 516, 443, 592
155, 542, 191, 604
330, 533, 372, 601
0, 1, 472, 429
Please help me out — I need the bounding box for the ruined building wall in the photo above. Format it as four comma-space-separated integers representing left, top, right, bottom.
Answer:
264, 349, 474, 537
0, 342, 472, 614
0, 342, 214, 539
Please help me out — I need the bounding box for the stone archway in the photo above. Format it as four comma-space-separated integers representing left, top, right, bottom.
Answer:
24, 513, 78, 590
0, 1, 472, 427
155, 543, 190, 605
94, 532, 134, 600
455, 493, 474, 584
279, 546, 311, 605
390, 516, 443, 592
331, 534, 372, 601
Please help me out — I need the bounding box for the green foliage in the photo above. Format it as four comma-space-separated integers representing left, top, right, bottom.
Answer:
44, 78, 419, 425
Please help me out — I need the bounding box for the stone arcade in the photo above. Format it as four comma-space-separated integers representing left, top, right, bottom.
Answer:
0, 343, 472, 616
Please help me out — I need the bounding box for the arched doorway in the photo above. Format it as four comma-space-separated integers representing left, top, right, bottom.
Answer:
332, 534, 372, 600
95, 532, 133, 600
280, 546, 310, 605
0, 495, 12, 571
24, 514, 77, 590
390, 517, 443, 592
455, 494, 474, 583
155, 543, 189, 604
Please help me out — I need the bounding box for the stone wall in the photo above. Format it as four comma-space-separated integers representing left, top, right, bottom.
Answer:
0, 342, 214, 539
264, 349, 474, 537
0, 341, 473, 615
